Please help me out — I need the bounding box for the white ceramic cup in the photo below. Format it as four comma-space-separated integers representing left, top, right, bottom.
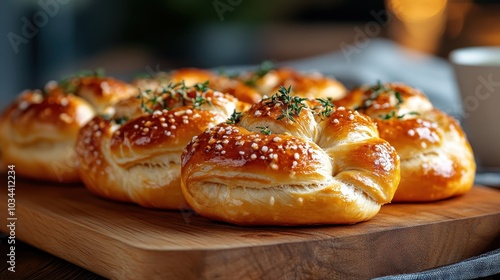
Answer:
449, 47, 500, 170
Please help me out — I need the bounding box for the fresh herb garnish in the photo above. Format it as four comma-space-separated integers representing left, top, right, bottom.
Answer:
245, 61, 275, 86
137, 80, 213, 113
379, 110, 397, 120
59, 68, 106, 94
226, 110, 242, 124
114, 116, 129, 125
255, 61, 275, 78
264, 85, 307, 122
315, 97, 335, 118
394, 91, 404, 105
256, 126, 272, 135
193, 81, 209, 93
380, 110, 420, 120
357, 81, 420, 120
100, 114, 128, 125
356, 80, 401, 111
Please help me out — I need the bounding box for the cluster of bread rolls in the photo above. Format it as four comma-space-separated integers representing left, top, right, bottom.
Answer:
0, 64, 476, 226
76, 83, 249, 209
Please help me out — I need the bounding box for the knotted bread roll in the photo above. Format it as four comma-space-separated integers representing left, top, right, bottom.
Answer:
0, 72, 136, 182
0, 90, 94, 182
336, 82, 476, 201
181, 86, 400, 225
133, 68, 262, 104
76, 83, 249, 209
239, 65, 347, 101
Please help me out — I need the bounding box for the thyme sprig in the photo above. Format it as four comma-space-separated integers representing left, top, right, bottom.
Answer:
264, 85, 307, 122
226, 110, 242, 124
380, 110, 420, 120
245, 60, 275, 86
314, 97, 335, 118
137, 80, 213, 114
256, 126, 272, 135
58, 68, 106, 94
355, 80, 388, 110
100, 114, 128, 125
355, 81, 419, 120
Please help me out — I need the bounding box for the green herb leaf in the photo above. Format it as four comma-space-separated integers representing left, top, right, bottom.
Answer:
394, 91, 404, 106
193, 81, 209, 93
114, 116, 128, 125
379, 110, 397, 120
397, 111, 420, 119
226, 110, 242, 124
255, 61, 275, 78
138, 80, 214, 113
265, 85, 306, 122
58, 68, 106, 94
245, 60, 275, 86
356, 81, 406, 111
99, 114, 128, 125
380, 110, 420, 120
256, 126, 272, 135
315, 97, 335, 118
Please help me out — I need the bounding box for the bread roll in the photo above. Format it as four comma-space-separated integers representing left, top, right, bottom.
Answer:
0, 90, 94, 182
0, 72, 138, 182
76, 85, 249, 209
336, 82, 476, 201
133, 68, 261, 104
181, 86, 400, 225
239, 67, 347, 100
48, 74, 138, 114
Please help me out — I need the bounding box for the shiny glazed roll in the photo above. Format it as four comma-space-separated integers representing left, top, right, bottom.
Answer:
0, 90, 95, 182
49, 73, 138, 114
239, 66, 347, 101
336, 82, 476, 202
133, 68, 262, 104
181, 86, 400, 226
76, 84, 249, 209
0, 72, 138, 182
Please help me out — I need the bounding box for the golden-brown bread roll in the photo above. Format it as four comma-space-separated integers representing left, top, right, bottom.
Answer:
76, 84, 250, 209
0, 72, 138, 182
336, 82, 476, 202
239, 66, 347, 100
48, 73, 138, 114
0, 90, 95, 182
180, 86, 400, 226
114, 79, 251, 119
133, 68, 262, 104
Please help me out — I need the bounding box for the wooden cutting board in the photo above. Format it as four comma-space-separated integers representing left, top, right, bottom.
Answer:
1, 180, 499, 280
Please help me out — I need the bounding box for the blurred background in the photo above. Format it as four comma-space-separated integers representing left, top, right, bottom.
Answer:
1, 0, 500, 114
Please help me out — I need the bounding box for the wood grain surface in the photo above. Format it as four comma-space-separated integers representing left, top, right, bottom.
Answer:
0, 238, 105, 280
0, 179, 499, 280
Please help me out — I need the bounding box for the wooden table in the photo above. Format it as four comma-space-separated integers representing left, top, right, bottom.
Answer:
1, 180, 499, 279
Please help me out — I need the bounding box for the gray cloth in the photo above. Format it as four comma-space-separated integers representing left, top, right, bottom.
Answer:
372, 248, 500, 280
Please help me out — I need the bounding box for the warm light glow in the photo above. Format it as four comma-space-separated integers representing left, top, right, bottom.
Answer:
388, 0, 447, 22
386, 0, 448, 53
